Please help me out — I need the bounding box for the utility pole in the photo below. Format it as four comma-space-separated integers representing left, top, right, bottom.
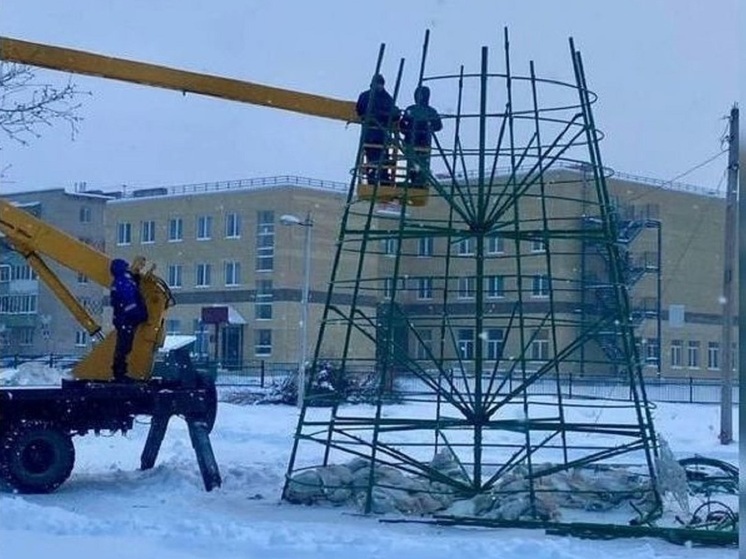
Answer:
719, 104, 738, 445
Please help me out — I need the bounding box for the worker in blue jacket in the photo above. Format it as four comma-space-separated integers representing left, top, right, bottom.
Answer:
400, 85, 442, 186
356, 74, 401, 185
109, 258, 148, 382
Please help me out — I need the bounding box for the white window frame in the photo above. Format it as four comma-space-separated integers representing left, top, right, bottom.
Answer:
141, 220, 156, 244
531, 238, 546, 252
457, 237, 475, 256
670, 339, 683, 368
255, 279, 273, 320
457, 276, 476, 300
256, 211, 275, 272
117, 222, 132, 245
417, 277, 433, 300
195, 263, 211, 288
168, 217, 183, 242
457, 329, 475, 359
707, 341, 719, 370
225, 261, 241, 286
687, 340, 700, 369
486, 275, 505, 299
167, 264, 183, 289
225, 212, 241, 239
75, 330, 88, 347
531, 275, 549, 298
197, 215, 213, 240
487, 234, 505, 255
255, 329, 272, 356
418, 236, 433, 257
486, 329, 504, 361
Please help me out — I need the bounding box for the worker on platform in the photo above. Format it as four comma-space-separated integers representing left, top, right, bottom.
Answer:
109, 258, 148, 382
355, 74, 401, 186
399, 85, 442, 186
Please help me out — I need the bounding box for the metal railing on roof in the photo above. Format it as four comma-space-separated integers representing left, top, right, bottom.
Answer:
125, 175, 349, 198
437, 161, 723, 198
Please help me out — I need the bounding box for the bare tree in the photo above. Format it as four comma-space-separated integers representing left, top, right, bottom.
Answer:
0, 62, 89, 146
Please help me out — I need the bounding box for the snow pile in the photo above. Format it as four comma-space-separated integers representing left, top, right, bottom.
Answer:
285, 447, 653, 521
0, 361, 72, 386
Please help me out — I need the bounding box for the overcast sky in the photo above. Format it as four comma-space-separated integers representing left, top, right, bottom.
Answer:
0, 0, 739, 193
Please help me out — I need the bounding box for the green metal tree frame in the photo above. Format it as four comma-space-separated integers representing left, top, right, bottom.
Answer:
283, 29, 669, 532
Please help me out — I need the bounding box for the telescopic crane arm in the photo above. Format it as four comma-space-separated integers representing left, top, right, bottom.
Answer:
0, 36, 359, 123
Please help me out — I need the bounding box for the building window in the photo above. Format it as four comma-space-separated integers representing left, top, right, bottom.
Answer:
669, 304, 685, 328
644, 337, 659, 365
487, 234, 505, 255
0, 265, 9, 282
255, 329, 272, 356
79, 206, 91, 223
670, 339, 683, 367
255, 279, 273, 319
225, 213, 241, 238
383, 277, 406, 299
168, 217, 183, 242
417, 277, 433, 300
531, 275, 549, 297
225, 261, 241, 286
416, 329, 433, 360
457, 237, 474, 256
418, 236, 433, 257
530, 330, 549, 361
458, 329, 474, 360
9, 264, 36, 281
687, 340, 700, 369
77, 272, 89, 284
486, 329, 504, 361
165, 319, 181, 334
383, 238, 398, 256
75, 330, 88, 347
141, 220, 155, 244
18, 327, 34, 346
167, 265, 182, 288
457, 276, 475, 299
707, 342, 719, 370
531, 238, 546, 252
383, 278, 393, 299
256, 210, 274, 272
486, 275, 505, 299
197, 215, 213, 240
117, 222, 132, 245
196, 263, 211, 288
0, 294, 38, 314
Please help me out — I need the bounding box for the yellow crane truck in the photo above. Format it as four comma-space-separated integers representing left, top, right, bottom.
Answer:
0, 198, 221, 493
0, 35, 392, 494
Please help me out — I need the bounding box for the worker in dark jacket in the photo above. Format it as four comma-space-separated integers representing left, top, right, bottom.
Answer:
110, 258, 148, 382
399, 85, 442, 186
355, 74, 401, 185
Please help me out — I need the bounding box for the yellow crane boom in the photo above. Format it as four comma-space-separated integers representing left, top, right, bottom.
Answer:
0, 199, 171, 381
0, 36, 358, 123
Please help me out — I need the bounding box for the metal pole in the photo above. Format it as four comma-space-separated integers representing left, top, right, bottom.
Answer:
719, 105, 738, 444
297, 213, 313, 408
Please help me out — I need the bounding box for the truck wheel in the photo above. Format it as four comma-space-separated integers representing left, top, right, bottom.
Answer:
0, 422, 75, 493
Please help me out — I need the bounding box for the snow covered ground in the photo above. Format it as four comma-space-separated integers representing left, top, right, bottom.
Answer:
0, 365, 739, 558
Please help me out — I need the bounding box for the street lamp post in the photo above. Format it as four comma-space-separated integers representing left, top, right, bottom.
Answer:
280, 212, 313, 408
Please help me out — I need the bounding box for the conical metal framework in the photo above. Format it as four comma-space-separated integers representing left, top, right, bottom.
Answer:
284, 31, 661, 523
